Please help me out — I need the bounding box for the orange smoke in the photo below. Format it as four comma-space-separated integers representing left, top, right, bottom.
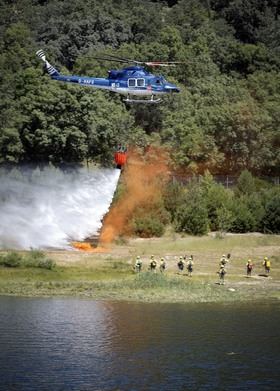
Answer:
99, 146, 170, 244
71, 241, 93, 251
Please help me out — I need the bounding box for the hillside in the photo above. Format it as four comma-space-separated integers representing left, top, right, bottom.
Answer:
0, 0, 279, 174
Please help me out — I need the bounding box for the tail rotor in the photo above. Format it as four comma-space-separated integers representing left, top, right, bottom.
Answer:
36, 49, 46, 62
36, 49, 59, 76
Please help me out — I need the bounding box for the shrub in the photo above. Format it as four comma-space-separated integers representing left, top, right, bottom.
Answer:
163, 181, 185, 222
204, 183, 233, 230
38, 258, 56, 270
133, 215, 165, 237
229, 199, 256, 233
132, 196, 170, 238
24, 249, 46, 267
0, 252, 22, 267
175, 201, 209, 235
174, 184, 209, 235
235, 170, 256, 196
246, 193, 265, 231
216, 206, 233, 236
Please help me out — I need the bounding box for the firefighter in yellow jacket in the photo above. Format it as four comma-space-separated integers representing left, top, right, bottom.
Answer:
263, 257, 271, 275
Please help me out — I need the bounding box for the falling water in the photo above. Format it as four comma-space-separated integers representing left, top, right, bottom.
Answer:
0, 165, 120, 249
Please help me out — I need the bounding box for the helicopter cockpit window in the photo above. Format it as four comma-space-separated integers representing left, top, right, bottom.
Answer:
155, 79, 162, 85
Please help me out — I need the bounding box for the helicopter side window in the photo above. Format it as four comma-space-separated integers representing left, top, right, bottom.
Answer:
128, 78, 136, 87
136, 78, 145, 87
128, 78, 145, 88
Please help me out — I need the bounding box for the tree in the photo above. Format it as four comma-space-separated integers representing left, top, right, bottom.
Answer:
262, 193, 280, 233
175, 185, 209, 235
236, 169, 256, 195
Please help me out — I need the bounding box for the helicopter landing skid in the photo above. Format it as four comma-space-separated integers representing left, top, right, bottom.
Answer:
124, 96, 161, 104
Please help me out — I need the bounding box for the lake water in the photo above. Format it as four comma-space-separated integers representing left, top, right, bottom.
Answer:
0, 297, 279, 390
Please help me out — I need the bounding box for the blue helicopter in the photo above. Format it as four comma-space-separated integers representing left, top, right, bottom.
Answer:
36, 50, 180, 104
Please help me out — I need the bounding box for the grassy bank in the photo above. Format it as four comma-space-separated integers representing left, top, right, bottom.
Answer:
0, 234, 279, 303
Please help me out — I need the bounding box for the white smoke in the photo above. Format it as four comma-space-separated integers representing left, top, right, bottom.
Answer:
0, 166, 120, 249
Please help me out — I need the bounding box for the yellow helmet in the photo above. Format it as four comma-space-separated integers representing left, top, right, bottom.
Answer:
264, 257, 268, 260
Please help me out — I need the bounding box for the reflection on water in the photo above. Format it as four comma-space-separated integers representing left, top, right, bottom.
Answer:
0, 297, 279, 390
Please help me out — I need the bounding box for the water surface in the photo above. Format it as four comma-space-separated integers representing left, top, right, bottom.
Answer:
0, 297, 279, 390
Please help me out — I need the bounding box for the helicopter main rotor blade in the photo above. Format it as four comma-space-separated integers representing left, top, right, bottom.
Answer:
88, 56, 129, 64
86, 53, 187, 67
102, 54, 187, 67
99, 53, 141, 64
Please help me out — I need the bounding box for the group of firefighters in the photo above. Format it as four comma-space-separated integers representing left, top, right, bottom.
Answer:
134, 255, 194, 276
134, 253, 272, 285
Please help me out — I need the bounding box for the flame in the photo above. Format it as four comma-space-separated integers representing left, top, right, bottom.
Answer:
71, 241, 93, 251
71, 241, 110, 253
99, 146, 170, 244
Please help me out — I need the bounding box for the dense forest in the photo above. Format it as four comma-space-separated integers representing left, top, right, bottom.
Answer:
0, 0, 279, 235
0, 0, 279, 174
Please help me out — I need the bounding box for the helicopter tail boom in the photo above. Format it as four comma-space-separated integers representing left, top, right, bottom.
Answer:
36, 49, 60, 76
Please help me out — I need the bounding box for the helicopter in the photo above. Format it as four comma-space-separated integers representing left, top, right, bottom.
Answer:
36, 50, 180, 104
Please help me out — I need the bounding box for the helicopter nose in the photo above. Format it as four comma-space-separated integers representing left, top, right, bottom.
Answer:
165, 84, 180, 93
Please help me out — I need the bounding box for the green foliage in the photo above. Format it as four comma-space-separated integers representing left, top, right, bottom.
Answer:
24, 249, 47, 267
175, 184, 209, 235
0, 0, 279, 175
133, 216, 165, 238
229, 197, 256, 233
236, 170, 256, 195
199, 172, 233, 230
133, 272, 186, 289
216, 206, 233, 236
162, 172, 279, 236
38, 258, 56, 270
132, 198, 170, 238
163, 180, 186, 222
0, 250, 56, 269
0, 252, 22, 267
262, 193, 280, 234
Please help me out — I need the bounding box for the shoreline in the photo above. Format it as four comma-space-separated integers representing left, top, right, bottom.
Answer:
0, 270, 279, 304
1, 233, 279, 303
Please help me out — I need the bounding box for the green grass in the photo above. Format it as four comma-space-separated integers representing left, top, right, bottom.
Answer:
131, 234, 280, 255
0, 265, 278, 303
0, 234, 279, 303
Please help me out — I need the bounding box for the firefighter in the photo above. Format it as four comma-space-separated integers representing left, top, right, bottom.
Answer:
134, 255, 142, 273
177, 256, 185, 272
187, 257, 194, 277
218, 265, 226, 285
160, 257, 166, 273
150, 255, 157, 272
263, 257, 271, 275
246, 259, 253, 277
